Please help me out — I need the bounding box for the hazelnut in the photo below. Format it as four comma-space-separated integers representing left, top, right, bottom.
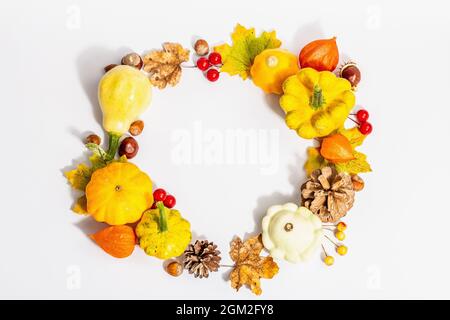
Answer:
121, 52, 143, 70
351, 174, 365, 192
194, 39, 209, 56
104, 64, 117, 73
166, 261, 183, 277
119, 137, 139, 159
85, 134, 101, 145
129, 120, 144, 136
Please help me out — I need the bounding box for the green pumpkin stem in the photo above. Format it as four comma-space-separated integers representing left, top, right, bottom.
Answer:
310, 84, 325, 110
106, 132, 121, 160
157, 201, 168, 232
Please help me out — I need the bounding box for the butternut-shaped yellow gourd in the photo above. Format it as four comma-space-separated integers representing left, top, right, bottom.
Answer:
98, 65, 152, 159
86, 162, 153, 225
279, 68, 355, 139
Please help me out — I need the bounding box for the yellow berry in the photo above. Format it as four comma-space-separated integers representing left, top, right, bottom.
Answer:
337, 245, 348, 256
335, 231, 346, 241
324, 256, 334, 266
337, 222, 347, 232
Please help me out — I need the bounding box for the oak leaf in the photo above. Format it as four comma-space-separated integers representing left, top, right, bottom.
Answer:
214, 24, 281, 79
229, 234, 279, 295
143, 43, 190, 89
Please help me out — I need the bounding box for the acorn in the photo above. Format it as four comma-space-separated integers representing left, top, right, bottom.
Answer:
339, 62, 361, 89
194, 39, 209, 56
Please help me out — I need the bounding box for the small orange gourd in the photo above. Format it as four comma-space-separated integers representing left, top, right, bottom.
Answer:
299, 37, 339, 72
90, 225, 136, 258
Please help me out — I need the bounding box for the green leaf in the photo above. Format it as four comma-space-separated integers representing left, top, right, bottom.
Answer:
214, 24, 281, 79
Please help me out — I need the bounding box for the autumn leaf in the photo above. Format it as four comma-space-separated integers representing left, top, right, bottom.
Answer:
335, 151, 372, 175
339, 127, 366, 148
304, 147, 328, 175
72, 195, 88, 215
229, 234, 279, 295
215, 24, 281, 79
65, 163, 92, 191
143, 43, 190, 89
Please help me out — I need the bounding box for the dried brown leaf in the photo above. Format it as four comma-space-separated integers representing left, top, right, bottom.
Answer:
143, 42, 190, 89
229, 235, 279, 295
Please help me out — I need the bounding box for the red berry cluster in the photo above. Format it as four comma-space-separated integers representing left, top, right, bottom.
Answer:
352, 109, 373, 135
151, 188, 176, 209
196, 52, 222, 82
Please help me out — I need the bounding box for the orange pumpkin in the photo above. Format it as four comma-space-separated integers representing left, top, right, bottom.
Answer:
299, 37, 339, 72
86, 162, 153, 225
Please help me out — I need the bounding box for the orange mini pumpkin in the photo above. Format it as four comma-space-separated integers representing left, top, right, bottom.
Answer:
90, 225, 136, 258
86, 162, 153, 225
299, 37, 339, 72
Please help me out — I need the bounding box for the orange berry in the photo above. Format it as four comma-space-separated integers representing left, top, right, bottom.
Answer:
337, 245, 348, 256
335, 231, 346, 241
337, 222, 347, 232
324, 256, 334, 266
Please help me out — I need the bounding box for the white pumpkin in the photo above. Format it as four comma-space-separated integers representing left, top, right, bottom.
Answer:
262, 203, 323, 263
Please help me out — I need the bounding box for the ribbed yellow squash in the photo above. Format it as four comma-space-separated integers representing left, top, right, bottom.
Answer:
86, 162, 153, 225
279, 68, 355, 139
136, 202, 191, 260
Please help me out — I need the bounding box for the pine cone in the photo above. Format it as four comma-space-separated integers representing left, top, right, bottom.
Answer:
301, 166, 355, 223
183, 240, 221, 279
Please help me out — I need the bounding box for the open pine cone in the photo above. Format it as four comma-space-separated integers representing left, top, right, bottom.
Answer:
301, 166, 355, 223
183, 240, 221, 279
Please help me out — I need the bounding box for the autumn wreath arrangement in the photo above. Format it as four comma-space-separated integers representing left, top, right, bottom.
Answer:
65, 24, 372, 295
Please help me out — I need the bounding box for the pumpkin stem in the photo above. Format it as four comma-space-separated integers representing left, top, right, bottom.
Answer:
157, 201, 168, 233
310, 84, 325, 110
106, 132, 121, 160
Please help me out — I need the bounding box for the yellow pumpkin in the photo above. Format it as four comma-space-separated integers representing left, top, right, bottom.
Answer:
250, 49, 299, 94
86, 162, 153, 225
136, 202, 191, 260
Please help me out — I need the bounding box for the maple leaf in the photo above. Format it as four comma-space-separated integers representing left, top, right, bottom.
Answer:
304, 147, 328, 175
339, 127, 366, 148
72, 195, 88, 215
143, 43, 190, 89
335, 151, 372, 175
65, 163, 92, 191
215, 24, 281, 80
229, 234, 279, 295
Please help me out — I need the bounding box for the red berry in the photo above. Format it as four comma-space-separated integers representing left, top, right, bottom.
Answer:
208, 52, 222, 65
206, 68, 220, 82
196, 57, 210, 71
356, 109, 369, 123
163, 195, 176, 208
153, 188, 167, 202
359, 122, 373, 135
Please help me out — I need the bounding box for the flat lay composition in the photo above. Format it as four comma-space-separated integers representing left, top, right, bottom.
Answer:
64, 24, 373, 295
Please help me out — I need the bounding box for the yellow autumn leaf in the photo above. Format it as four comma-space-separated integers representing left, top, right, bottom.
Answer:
72, 195, 88, 215
339, 127, 366, 148
214, 24, 281, 80
304, 147, 328, 175
65, 163, 92, 191
335, 151, 372, 175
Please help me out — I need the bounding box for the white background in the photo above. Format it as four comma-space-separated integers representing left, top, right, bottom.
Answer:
1, 0, 449, 299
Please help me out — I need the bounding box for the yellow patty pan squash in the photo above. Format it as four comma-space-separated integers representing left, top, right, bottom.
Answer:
86, 162, 153, 225
136, 202, 191, 260
98, 65, 152, 159
262, 203, 323, 263
279, 68, 355, 139
250, 49, 299, 94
